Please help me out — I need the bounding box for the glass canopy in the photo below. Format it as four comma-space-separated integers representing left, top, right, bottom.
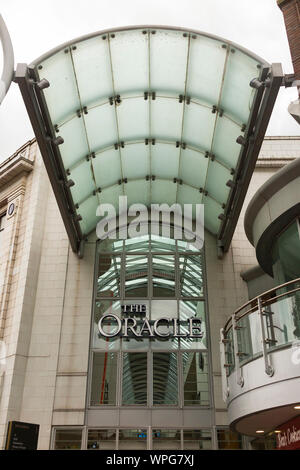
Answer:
17, 26, 281, 253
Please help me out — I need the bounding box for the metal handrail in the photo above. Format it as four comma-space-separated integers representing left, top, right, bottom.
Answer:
223, 277, 300, 333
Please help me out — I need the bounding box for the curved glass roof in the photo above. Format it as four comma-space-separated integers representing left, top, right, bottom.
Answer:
16, 26, 283, 253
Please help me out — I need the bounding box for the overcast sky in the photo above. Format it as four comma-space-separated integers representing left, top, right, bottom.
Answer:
0, 0, 299, 161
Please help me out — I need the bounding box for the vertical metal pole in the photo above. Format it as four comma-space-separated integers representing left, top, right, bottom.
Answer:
219, 329, 229, 401
231, 315, 244, 387
0, 15, 14, 104
258, 297, 274, 376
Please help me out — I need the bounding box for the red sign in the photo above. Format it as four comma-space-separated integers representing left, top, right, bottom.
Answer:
276, 415, 300, 450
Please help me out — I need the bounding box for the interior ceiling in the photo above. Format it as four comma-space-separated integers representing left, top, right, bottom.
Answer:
233, 404, 300, 437
29, 26, 268, 242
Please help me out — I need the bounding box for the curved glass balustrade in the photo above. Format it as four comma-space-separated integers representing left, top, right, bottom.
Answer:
221, 278, 300, 376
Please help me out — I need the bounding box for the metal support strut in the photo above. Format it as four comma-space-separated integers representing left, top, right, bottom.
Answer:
258, 297, 275, 377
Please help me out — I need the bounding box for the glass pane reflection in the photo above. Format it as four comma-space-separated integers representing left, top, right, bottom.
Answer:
87, 429, 116, 450
182, 352, 209, 406
122, 353, 147, 405
54, 429, 82, 450
125, 255, 148, 297
97, 255, 121, 298
153, 353, 178, 405
179, 255, 203, 297
152, 255, 175, 297
152, 429, 181, 450
183, 430, 212, 450
119, 429, 147, 450
179, 300, 206, 349
91, 353, 118, 405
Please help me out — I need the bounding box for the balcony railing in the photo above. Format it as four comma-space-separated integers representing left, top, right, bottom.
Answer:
220, 278, 300, 394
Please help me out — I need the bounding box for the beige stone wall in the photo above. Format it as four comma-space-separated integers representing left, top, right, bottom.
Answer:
0, 137, 297, 448
205, 139, 299, 426
0, 144, 95, 449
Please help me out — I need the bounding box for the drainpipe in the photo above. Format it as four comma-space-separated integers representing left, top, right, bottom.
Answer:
277, 0, 300, 123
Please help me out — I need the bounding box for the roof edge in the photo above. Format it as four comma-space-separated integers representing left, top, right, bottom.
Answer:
28, 24, 269, 69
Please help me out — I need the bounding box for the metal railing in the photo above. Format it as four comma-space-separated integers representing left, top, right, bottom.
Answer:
220, 278, 300, 395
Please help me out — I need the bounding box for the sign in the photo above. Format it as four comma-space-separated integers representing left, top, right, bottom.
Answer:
98, 304, 203, 339
5, 421, 39, 450
276, 415, 300, 450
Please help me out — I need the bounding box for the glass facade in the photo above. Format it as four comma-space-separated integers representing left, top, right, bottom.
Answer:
67, 233, 231, 450
90, 234, 209, 410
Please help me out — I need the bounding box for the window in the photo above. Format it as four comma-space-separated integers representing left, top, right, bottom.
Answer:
53, 429, 82, 450
153, 352, 178, 405
272, 218, 300, 283
0, 213, 6, 246
90, 235, 209, 408
217, 428, 242, 449
152, 429, 181, 450
90, 353, 118, 405
182, 352, 209, 406
87, 429, 116, 450
183, 430, 212, 450
119, 429, 147, 450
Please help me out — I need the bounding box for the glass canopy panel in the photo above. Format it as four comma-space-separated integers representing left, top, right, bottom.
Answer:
126, 180, 150, 207
69, 160, 96, 205
151, 98, 183, 141
203, 195, 223, 235
109, 29, 149, 94
151, 180, 177, 206
151, 143, 180, 180
38, 49, 80, 124
176, 185, 203, 210
116, 97, 149, 141
121, 143, 149, 180
84, 103, 118, 152
98, 184, 124, 210
35, 27, 267, 238
71, 36, 113, 107
78, 195, 100, 235
92, 148, 122, 188
182, 102, 216, 150
220, 48, 260, 124
179, 148, 208, 189
150, 29, 189, 94
58, 117, 89, 169
212, 115, 243, 168
186, 35, 227, 107
205, 161, 231, 205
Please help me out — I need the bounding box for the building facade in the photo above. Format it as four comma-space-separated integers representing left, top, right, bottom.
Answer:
0, 136, 299, 450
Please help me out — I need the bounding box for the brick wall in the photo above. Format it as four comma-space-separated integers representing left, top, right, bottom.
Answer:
278, 0, 300, 94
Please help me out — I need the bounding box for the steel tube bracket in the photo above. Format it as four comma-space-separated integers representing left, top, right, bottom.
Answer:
219, 328, 230, 401
258, 297, 275, 377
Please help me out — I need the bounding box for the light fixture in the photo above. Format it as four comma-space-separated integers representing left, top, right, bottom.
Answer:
274, 430, 281, 434
255, 430, 264, 434
294, 405, 300, 410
